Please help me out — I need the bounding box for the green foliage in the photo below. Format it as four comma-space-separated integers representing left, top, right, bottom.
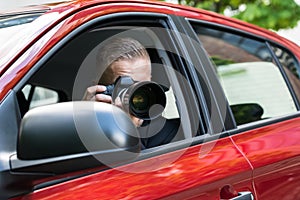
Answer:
211, 56, 235, 66
174, 0, 300, 30
235, 0, 300, 30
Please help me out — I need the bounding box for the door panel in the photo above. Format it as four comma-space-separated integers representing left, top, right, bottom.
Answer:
231, 117, 300, 200
11, 137, 253, 200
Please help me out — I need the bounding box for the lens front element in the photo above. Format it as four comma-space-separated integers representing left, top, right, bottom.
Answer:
129, 82, 166, 119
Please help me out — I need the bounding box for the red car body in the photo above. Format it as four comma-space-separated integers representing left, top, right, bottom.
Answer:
1, 1, 299, 199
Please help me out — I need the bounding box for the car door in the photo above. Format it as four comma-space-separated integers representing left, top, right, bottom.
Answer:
189, 20, 300, 200
2, 3, 254, 199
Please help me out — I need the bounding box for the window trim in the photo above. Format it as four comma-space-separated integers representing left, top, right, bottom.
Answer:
181, 18, 238, 133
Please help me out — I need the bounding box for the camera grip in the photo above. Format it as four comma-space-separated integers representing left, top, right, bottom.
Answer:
99, 84, 114, 96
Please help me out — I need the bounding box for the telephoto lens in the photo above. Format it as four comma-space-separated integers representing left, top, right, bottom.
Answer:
126, 81, 166, 119
108, 76, 166, 120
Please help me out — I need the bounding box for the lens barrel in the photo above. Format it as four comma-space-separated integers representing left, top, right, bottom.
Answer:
124, 81, 166, 119
111, 76, 166, 120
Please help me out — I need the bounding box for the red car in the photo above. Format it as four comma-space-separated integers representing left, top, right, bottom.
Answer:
1, 0, 300, 199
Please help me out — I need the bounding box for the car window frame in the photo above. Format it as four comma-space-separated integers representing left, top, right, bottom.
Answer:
11, 11, 213, 163
4, 12, 203, 195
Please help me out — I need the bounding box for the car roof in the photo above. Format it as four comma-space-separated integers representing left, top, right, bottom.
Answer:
0, 0, 296, 44
0, 0, 299, 74
1, 0, 298, 45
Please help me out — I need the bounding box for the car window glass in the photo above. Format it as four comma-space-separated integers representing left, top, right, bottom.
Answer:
163, 87, 180, 119
21, 84, 59, 109
190, 24, 297, 126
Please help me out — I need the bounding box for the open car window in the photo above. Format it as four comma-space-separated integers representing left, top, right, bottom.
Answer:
16, 15, 202, 150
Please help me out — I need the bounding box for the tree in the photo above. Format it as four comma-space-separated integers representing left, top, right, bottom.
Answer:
174, 0, 300, 30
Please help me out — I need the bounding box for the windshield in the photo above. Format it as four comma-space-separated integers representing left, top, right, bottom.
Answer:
0, 12, 45, 45
0, 13, 41, 28
0, 8, 62, 72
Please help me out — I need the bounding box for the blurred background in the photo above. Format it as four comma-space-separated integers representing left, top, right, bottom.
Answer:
0, 0, 299, 45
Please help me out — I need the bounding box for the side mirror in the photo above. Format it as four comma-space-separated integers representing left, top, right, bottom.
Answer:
17, 101, 140, 161
9, 102, 141, 195
230, 103, 264, 125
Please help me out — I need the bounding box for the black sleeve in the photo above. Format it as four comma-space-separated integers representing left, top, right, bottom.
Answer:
138, 117, 181, 149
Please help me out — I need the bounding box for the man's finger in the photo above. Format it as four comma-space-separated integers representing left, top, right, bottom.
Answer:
95, 94, 112, 103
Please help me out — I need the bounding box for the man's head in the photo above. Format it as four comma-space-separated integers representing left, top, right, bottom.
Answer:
97, 37, 151, 85
95, 37, 151, 127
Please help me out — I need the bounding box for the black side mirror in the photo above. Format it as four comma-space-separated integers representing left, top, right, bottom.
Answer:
9, 102, 141, 196
230, 103, 264, 125
17, 101, 140, 160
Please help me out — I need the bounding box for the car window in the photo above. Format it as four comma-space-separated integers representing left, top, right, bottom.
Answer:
17, 15, 202, 149
190, 24, 297, 126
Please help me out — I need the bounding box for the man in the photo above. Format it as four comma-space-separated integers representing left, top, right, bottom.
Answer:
83, 37, 151, 127
83, 37, 180, 148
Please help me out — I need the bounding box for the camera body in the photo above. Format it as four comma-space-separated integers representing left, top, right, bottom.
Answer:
101, 76, 166, 120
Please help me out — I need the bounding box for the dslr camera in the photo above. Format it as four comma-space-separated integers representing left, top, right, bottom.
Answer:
101, 76, 166, 120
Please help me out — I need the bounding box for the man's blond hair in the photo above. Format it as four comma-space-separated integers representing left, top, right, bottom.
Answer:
97, 37, 150, 85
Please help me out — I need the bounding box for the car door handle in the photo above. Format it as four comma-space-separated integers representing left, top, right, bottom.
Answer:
230, 191, 254, 200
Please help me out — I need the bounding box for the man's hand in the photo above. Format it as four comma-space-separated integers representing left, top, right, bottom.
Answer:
83, 85, 112, 103
83, 85, 142, 127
